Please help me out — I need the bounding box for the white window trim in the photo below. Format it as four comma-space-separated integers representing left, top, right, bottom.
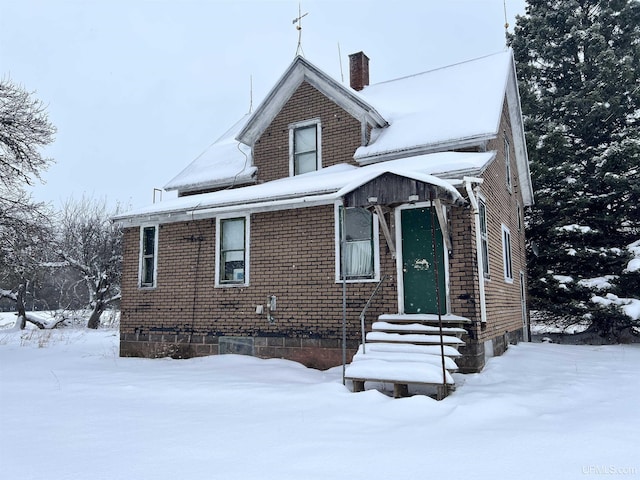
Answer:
504, 135, 512, 193
502, 223, 514, 283
478, 195, 490, 280
334, 203, 380, 283
138, 224, 159, 289
289, 118, 322, 177
215, 214, 250, 288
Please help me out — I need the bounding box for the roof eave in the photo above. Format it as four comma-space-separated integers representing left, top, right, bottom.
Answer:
113, 191, 340, 227
505, 53, 534, 206
354, 135, 494, 165
165, 171, 258, 194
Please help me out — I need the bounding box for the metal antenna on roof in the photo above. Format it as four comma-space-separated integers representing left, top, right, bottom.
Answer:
292, 3, 308, 57
248, 75, 253, 114
503, 0, 510, 46
337, 42, 344, 83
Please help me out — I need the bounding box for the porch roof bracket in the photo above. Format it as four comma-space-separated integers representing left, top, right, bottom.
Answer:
373, 205, 396, 258
433, 198, 452, 253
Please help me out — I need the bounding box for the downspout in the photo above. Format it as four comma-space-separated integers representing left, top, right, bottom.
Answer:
340, 200, 348, 385
464, 177, 487, 323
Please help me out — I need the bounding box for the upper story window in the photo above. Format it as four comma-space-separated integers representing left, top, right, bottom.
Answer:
139, 225, 158, 288
517, 202, 523, 232
290, 119, 321, 176
502, 224, 513, 283
216, 215, 249, 286
504, 135, 512, 192
335, 205, 380, 282
478, 197, 490, 278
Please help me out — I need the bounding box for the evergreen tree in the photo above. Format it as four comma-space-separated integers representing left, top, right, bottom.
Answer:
510, 0, 640, 340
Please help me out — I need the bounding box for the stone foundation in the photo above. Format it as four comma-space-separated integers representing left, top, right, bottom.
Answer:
120, 332, 359, 370
456, 327, 526, 373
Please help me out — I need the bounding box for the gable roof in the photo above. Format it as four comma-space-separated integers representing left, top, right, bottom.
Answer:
164, 114, 255, 193
153, 49, 532, 206
236, 56, 388, 146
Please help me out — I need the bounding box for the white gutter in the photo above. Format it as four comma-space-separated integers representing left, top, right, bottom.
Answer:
115, 193, 339, 227
463, 176, 487, 323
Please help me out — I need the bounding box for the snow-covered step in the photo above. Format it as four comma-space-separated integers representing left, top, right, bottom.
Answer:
366, 331, 465, 346
345, 359, 454, 385
365, 341, 462, 357
372, 321, 467, 336
379, 313, 471, 324
353, 346, 458, 371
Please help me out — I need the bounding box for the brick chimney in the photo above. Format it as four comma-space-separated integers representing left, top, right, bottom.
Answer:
349, 51, 369, 91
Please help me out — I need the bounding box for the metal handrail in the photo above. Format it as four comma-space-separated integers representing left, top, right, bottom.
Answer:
359, 275, 387, 354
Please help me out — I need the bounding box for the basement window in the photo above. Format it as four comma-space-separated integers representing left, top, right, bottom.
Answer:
139, 225, 158, 288
290, 119, 321, 176
216, 215, 249, 286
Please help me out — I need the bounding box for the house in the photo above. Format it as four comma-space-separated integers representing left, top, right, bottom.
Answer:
114, 49, 533, 389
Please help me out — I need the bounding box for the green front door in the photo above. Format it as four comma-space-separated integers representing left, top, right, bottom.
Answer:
400, 207, 447, 314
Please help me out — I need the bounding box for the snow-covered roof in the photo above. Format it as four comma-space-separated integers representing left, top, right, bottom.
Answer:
354, 51, 513, 161
115, 151, 495, 226
164, 114, 256, 193
160, 49, 532, 205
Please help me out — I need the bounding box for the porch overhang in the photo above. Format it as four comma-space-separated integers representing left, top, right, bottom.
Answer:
337, 169, 465, 208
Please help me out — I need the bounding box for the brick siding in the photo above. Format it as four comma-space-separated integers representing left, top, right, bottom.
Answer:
120, 84, 529, 373
253, 81, 362, 182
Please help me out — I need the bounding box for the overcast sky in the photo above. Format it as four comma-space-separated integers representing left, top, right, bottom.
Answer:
1, 0, 526, 211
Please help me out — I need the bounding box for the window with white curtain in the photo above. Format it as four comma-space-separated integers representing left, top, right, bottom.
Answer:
338, 207, 376, 280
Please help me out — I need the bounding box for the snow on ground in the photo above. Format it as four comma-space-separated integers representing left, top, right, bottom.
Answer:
1, 328, 639, 480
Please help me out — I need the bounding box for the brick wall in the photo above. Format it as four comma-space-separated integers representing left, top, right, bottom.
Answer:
120, 205, 401, 368
253, 81, 362, 182
475, 100, 528, 345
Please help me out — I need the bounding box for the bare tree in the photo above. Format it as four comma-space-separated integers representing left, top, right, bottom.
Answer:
0, 77, 56, 328
55, 196, 122, 329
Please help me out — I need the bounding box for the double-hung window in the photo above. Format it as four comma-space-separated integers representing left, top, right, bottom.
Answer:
139, 225, 158, 288
290, 119, 321, 176
336, 206, 379, 281
502, 224, 513, 282
504, 135, 512, 192
478, 198, 490, 278
216, 216, 249, 286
